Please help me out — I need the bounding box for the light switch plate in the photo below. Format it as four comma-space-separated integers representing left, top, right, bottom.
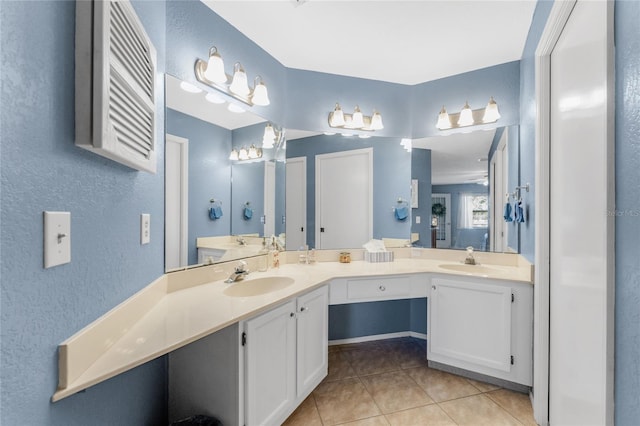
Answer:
415, 216, 421, 224
44, 211, 71, 268
140, 214, 150, 245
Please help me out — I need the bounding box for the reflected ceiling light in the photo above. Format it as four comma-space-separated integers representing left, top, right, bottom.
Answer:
328, 103, 383, 132
251, 76, 270, 106
203, 46, 227, 84
205, 92, 225, 104
436, 97, 501, 130
229, 62, 250, 96
482, 96, 501, 123
436, 106, 451, 130
179, 81, 202, 93
195, 45, 272, 108
229, 149, 239, 161
227, 103, 246, 113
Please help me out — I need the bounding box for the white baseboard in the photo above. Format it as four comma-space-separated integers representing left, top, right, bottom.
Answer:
329, 331, 427, 346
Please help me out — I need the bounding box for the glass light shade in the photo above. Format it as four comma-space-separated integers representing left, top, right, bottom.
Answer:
238, 147, 249, 161
436, 106, 452, 129
229, 149, 239, 161
482, 97, 501, 123
248, 145, 261, 159
205, 92, 225, 104
329, 103, 345, 127
227, 103, 246, 113
204, 48, 227, 84
370, 111, 384, 130
262, 124, 276, 148
179, 81, 202, 93
457, 102, 474, 127
251, 82, 270, 106
351, 106, 365, 128
229, 63, 250, 96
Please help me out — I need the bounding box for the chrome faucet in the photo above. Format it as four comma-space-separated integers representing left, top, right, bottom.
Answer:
236, 236, 247, 246
225, 261, 249, 283
464, 246, 476, 265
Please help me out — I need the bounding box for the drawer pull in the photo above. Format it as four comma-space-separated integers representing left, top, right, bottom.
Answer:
379, 285, 386, 291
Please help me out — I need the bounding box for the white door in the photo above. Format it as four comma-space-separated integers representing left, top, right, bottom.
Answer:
165, 134, 188, 270
286, 157, 307, 250
490, 132, 508, 252
431, 193, 451, 248
296, 286, 328, 399
244, 300, 297, 426
264, 161, 276, 237
316, 148, 373, 249
549, 1, 614, 424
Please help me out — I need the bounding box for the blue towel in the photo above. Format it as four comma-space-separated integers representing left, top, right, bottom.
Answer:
243, 206, 253, 220
515, 201, 525, 223
209, 205, 223, 220
395, 206, 409, 221
503, 202, 513, 222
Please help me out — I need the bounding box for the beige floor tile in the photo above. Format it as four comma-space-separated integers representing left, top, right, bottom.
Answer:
325, 351, 358, 382
283, 395, 323, 426
486, 389, 537, 425
466, 377, 501, 392
385, 404, 457, 426
346, 348, 400, 376
405, 367, 481, 402
314, 378, 381, 425
360, 370, 434, 414
337, 415, 391, 426
439, 394, 522, 425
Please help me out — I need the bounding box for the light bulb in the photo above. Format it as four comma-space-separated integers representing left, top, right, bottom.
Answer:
370, 111, 384, 130
436, 106, 452, 129
251, 79, 270, 106
229, 149, 239, 161
203, 47, 227, 84
458, 101, 474, 127
329, 103, 345, 127
248, 144, 261, 159
229, 63, 250, 96
238, 147, 249, 160
351, 105, 365, 128
262, 123, 276, 148
482, 96, 501, 123
179, 81, 201, 93
205, 92, 225, 104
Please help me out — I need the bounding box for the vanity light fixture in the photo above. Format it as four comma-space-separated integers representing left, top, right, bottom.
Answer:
262, 123, 278, 149
195, 45, 271, 107
328, 103, 383, 132
229, 149, 239, 161
436, 97, 501, 130
229, 145, 263, 161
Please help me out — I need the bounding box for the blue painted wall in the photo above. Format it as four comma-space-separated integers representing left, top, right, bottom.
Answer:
411, 148, 432, 247
231, 162, 265, 236
286, 135, 411, 249
519, 0, 554, 262
432, 184, 489, 250
275, 161, 286, 236
614, 1, 640, 423
166, 109, 232, 265
1, 1, 167, 425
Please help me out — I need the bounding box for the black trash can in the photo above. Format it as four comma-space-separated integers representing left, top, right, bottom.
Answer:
169, 415, 222, 426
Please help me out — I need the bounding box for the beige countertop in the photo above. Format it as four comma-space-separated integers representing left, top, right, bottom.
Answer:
52, 249, 532, 402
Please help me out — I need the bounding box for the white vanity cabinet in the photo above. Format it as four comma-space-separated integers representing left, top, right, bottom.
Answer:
329, 274, 428, 304
169, 285, 328, 426
427, 276, 533, 386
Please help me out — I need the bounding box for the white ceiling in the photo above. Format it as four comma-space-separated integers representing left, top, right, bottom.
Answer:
203, 0, 537, 85
413, 129, 495, 185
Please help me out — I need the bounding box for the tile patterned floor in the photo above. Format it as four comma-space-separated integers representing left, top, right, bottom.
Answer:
283, 338, 537, 426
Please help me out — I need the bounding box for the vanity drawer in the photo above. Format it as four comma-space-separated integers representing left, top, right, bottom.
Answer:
346, 276, 410, 301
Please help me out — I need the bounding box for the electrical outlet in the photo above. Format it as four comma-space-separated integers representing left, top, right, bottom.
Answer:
140, 214, 150, 245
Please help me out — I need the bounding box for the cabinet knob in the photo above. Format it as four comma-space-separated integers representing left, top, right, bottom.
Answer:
290, 312, 296, 318
432, 285, 436, 290
300, 306, 309, 313
379, 285, 386, 291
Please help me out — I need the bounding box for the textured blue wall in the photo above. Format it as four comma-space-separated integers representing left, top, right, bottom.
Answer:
432, 184, 489, 250
1, 1, 167, 425
231, 162, 265, 236
286, 135, 411, 249
410, 148, 432, 246
614, 1, 640, 423
166, 109, 232, 265
519, 0, 554, 262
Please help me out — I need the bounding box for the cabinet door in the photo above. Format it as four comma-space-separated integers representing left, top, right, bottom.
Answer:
430, 278, 512, 372
244, 300, 297, 426
296, 286, 328, 399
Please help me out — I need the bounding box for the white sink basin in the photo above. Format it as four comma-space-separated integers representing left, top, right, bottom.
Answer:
223, 277, 295, 297
438, 263, 508, 276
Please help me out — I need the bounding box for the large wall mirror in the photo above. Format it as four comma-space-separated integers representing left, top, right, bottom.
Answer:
164, 75, 285, 271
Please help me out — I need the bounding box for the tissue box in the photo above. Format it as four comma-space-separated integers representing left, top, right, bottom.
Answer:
364, 251, 394, 263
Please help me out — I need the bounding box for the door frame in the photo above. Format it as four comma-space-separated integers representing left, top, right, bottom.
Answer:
534, 1, 615, 424
285, 156, 307, 250
490, 132, 508, 252
315, 148, 373, 249
165, 134, 189, 269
